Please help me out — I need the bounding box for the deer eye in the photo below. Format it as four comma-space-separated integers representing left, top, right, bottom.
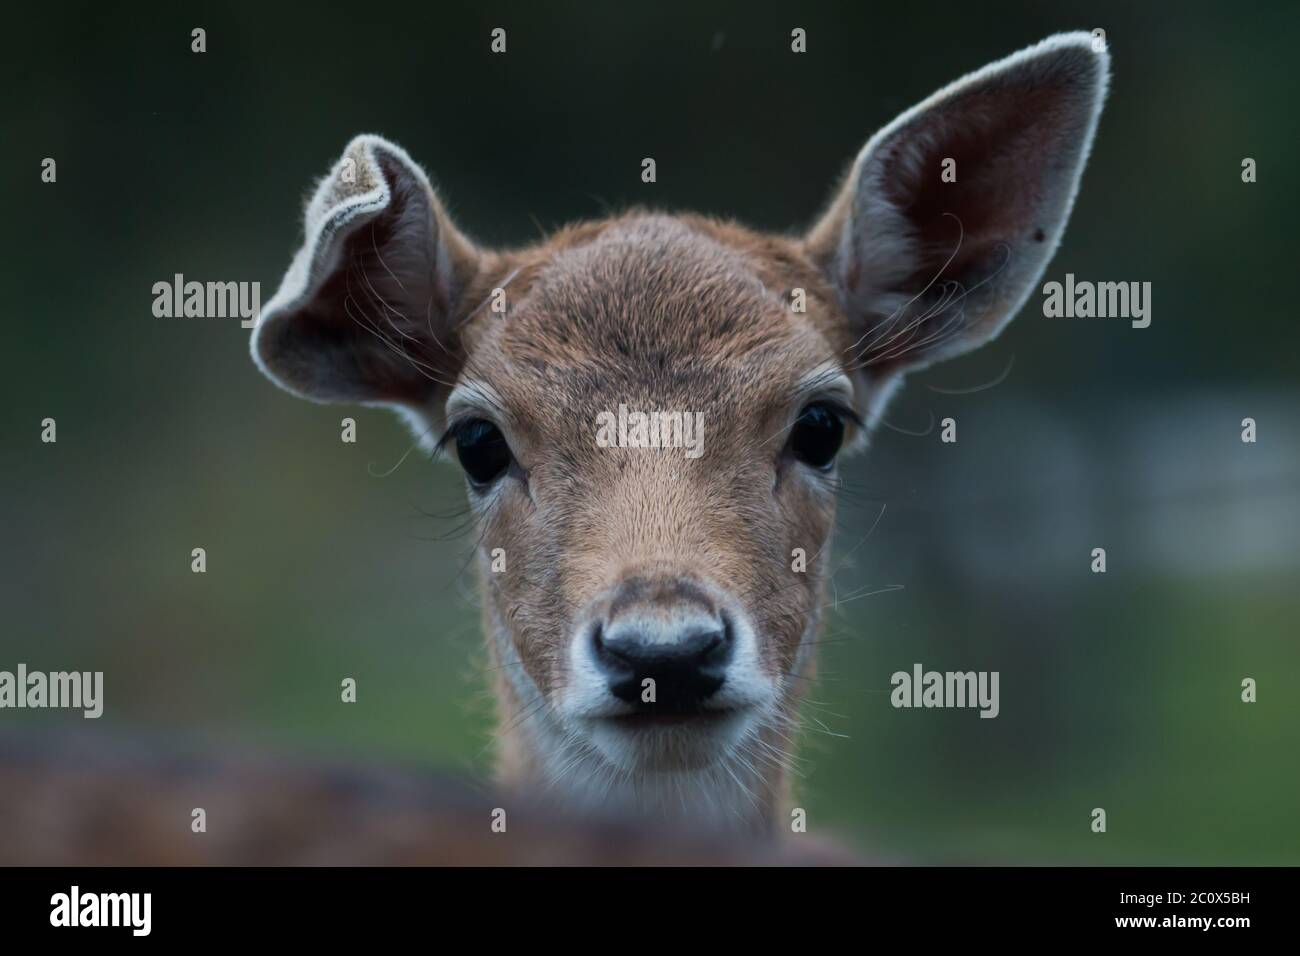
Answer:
789, 402, 846, 469
454, 419, 513, 486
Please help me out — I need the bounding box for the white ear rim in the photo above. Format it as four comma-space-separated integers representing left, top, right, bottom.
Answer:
249, 134, 438, 402
829, 31, 1111, 370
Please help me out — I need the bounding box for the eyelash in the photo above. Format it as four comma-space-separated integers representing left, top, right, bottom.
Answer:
811, 400, 863, 430
433, 417, 476, 458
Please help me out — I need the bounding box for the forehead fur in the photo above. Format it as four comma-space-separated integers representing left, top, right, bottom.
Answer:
460, 213, 849, 412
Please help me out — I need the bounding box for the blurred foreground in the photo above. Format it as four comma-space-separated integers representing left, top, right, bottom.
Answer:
0, 732, 858, 866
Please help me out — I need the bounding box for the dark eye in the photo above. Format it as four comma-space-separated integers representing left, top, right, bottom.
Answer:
789, 403, 846, 469
454, 419, 513, 486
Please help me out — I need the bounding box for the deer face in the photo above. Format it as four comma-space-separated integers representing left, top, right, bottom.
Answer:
449, 215, 861, 780
252, 33, 1107, 826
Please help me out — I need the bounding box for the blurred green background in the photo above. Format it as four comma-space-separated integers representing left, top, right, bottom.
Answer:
3, 0, 1297, 863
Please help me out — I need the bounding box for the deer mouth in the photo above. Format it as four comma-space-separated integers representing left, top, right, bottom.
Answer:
604, 707, 740, 729
586, 705, 755, 772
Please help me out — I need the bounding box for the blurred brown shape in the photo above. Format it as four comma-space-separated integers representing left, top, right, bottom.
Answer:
0, 732, 859, 866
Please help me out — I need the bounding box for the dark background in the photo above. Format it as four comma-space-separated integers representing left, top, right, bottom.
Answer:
3, 0, 1297, 862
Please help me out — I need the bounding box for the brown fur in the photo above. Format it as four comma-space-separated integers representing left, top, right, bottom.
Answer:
456, 214, 851, 803
251, 33, 1108, 833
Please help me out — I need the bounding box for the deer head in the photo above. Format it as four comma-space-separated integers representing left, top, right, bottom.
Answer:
252, 33, 1108, 832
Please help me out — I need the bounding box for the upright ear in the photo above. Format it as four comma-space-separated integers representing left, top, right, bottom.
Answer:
251, 135, 479, 409
805, 32, 1109, 375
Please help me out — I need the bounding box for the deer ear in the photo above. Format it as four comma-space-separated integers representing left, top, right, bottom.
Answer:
805, 32, 1108, 375
251, 135, 478, 407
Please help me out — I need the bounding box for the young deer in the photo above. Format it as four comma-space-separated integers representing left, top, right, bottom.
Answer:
252, 33, 1108, 833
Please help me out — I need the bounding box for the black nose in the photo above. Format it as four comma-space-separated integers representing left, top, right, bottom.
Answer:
593, 620, 733, 712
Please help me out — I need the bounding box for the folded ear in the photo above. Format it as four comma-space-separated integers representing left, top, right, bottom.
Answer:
805, 32, 1109, 376
251, 135, 479, 407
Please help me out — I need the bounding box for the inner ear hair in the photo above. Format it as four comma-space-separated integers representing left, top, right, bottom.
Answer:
806, 32, 1110, 377
251, 134, 480, 408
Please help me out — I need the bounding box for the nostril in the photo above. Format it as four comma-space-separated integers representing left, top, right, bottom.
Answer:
703, 614, 734, 665
591, 623, 633, 672
592, 618, 734, 710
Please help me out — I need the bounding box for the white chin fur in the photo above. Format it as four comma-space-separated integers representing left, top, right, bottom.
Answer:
581, 708, 760, 774
490, 602, 783, 827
